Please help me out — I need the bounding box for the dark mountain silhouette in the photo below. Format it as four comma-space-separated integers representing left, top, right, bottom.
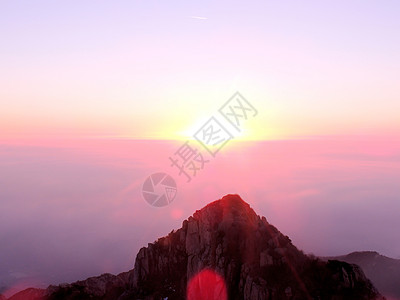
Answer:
4, 194, 384, 300
326, 251, 400, 300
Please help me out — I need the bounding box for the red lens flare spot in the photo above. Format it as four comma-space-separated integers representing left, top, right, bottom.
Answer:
187, 269, 227, 300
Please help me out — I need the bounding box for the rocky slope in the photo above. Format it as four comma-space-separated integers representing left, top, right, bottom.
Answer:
328, 251, 400, 299
7, 288, 46, 300
5, 194, 384, 299
6, 272, 132, 300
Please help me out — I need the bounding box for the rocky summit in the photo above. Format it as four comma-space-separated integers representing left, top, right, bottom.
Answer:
5, 194, 384, 300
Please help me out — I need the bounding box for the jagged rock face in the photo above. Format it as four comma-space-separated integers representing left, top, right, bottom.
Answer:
130, 194, 383, 300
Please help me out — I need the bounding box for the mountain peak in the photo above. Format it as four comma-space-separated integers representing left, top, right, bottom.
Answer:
204, 194, 254, 215
346, 251, 380, 258
191, 194, 259, 227
129, 194, 383, 300
208, 193, 250, 208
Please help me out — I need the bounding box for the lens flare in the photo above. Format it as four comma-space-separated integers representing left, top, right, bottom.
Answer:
187, 269, 227, 300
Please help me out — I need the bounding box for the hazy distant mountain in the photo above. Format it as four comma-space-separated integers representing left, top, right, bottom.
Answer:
327, 251, 400, 300
5, 194, 383, 299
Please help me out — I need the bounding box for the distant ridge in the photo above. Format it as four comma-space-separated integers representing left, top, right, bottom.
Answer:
326, 251, 400, 299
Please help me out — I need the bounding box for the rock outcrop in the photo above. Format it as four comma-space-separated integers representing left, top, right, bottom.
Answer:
6, 194, 384, 300
46, 272, 132, 300
127, 194, 383, 299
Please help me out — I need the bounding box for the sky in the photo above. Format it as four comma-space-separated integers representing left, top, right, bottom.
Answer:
1, 0, 400, 140
0, 0, 400, 297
